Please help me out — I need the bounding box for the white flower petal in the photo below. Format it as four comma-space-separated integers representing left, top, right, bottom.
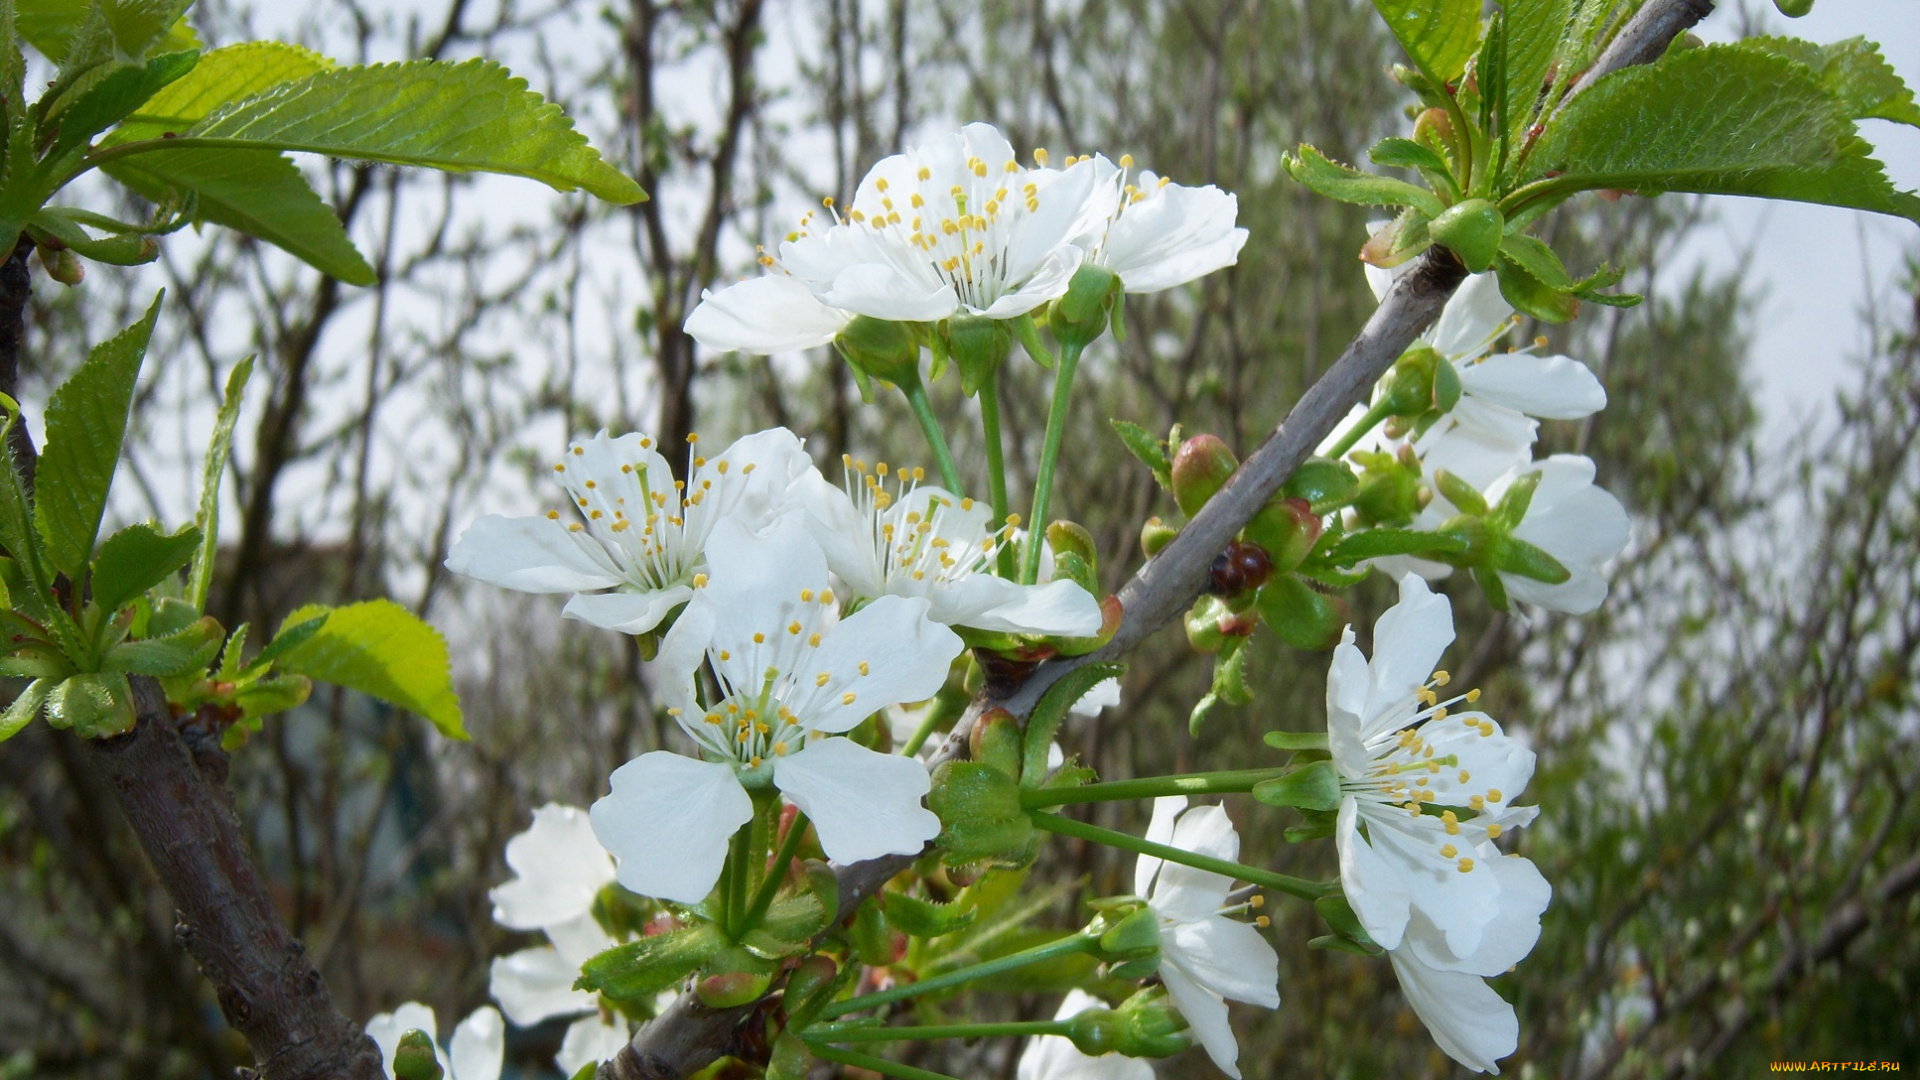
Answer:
1428, 273, 1513, 359
1362, 575, 1454, 735
685, 276, 852, 354
1336, 795, 1413, 950
446, 514, 627, 593
794, 594, 962, 734
489, 946, 598, 1027
817, 260, 958, 322
1069, 676, 1121, 717
546, 911, 619, 967
1101, 183, 1246, 293
1389, 948, 1517, 1074
1457, 352, 1607, 419
1163, 914, 1281, 1009
1497, 454, 1629, 615
557, 1013, 632, 1078
561, 586, 694, 635
1134, 795, 1187, 897
591, 752, 752, 904
448, 1007, 504, 1080
775, 737, 940, 863
1148, 804, 1240, 924
968, 245, 1084, 319
792, 469, 888, 597
943, 574, 1104, 636
1158, 962, 1241, 1079
490, 803, 616, 931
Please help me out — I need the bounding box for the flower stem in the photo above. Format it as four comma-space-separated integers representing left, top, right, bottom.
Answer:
1321, 396, 1395, 461
902, 377, 966, 496
740, 808, 809, 933
818, 933, 1098, 1019
977, 367, 1015, 579
1020, 768, 1287, 809
1029, 810, 1331, 902
724, 821, 752, 937
901, 686, 969, 758
808, 1019, 1073, 1043
804, 1042, 965, 1080
1021, 339, 1085, 584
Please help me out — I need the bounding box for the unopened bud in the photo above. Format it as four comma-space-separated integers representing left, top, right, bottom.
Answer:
1050, 264, 1122, 350
1140, 516, 1178, 558
1171, 434, 1238, 518
1428, 198, 1506, 273
38, 246, 84, 286
1047, 520, 1097, 566
1065, 1007, 1124, 1056
834, 316, 921, 392
944, 314, 1014, 397
392, 1031, 444, 1080
1380, 345, 1443, 416
969, 708, 1023, 779
1115, 986, 1192, 1058
1243, 498, 1322, 572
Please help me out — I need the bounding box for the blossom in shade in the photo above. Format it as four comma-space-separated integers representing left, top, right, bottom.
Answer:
1134, 797, 1281, 1079
684, 275, 853, 355
446, 427, 812, 636
365, 1003, 503, 1080
1080, 154, 1247, 292
590, 516, 959, 903
1324, 574, 1551, 1073
484, 804, 629, 1076
792, 456, 1103, 636
1482, 454, 1629, 615
1016, 990, 1155, 1080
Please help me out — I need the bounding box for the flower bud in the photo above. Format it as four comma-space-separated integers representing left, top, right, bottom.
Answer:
969, 707, 1024, 780
1184, 594, 1247, 653
944, 314, 1015, 397
1280, 457, 1359, 509
1115, 986, 1192, 1058
1255, 575, 1350, 651
1095, 904, 1162, 966
1047, 520, 1098, 566
1379, 345, 1443, 416
833, 316, 920, 393
697, 970, 772, 1009
392, 1031, 445, 1080
1243, 498, 1322, 573
38, 246, 84, 286
1171, 434, 1238, 518
1065, 1007, 1124, 1057
1412, 107, 1454, 154
1429, 198, 1506, 273
1140, 516, 1179, 559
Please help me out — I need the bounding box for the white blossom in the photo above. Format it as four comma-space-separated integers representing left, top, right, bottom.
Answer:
590, 516, 959, 903
448, 428, 813, 636
792, 456, 1103, 637
1483, 454, 1630, 614
1324, 574, 1551, 1073
365, 1003, 503, 1080
1079, 155, 1247, 292
1016, 990, 1155, 1080
1135, 797, 1281, 1079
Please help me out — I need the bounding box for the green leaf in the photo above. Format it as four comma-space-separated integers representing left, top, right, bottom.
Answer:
24, 210, 158, 264
1369, 135, 1450, 175
1496, 231, 1574, 290
1733, 36, 1920, 128
576, 921, 726, 1003
1021, 661, 1126, 788
245, 609, 326, 672
1284, 144, 1446, 216
1371, 0, 1481, 83
45, 47, 196, 158
103, 150, 374, 283
45, 670, 133, 737
883, 891, 979, 938
1525, 46, 1920, 224
1263, 730, 1330, 752
738, 893, 829, 959
89, 521, 198, 614
271, 599, 465, 738
115, 41, 333, 132
102, 614, 221, 675
0, 676, 50, 742
136, 58, 645, 204
20, 0, 196, 65
1326, 528, 1470, 563
1494, 250, 1581, 323
189, 354, 250, 610
1109, 419, 1171, 490
34, 292, 162, 578
1501, 0, 1577, 148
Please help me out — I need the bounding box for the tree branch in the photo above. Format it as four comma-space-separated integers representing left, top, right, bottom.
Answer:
606, 1, 1717, 1073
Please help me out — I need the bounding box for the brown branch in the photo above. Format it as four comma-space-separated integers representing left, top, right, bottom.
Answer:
605, 1, 1717, 1073
84, 679, 385, 1080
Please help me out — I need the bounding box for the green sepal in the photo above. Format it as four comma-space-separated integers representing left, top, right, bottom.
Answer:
45, 670, 135, 738
88, 521, 200, 615
1022, 661, 1126, 788
1432, 469, 1490, 518
944, 314, 1014, 397
1285, 144, 1446, 216
1325, 528, 1470, 564
1313, 894, 1382, 955
833, 316, 920, 388
848, 897, 893, 967
739, 893, 829, 960
1473, 564, 1511, 612
576, 920, 727, 1003
1284, 812, 1338, 843
882, 890, 978, 938
1050, 264, 1120, 351
1360, 206, 1435, 269
1263, 730, 1330, 752
1495, 536, 1571, 585
0, 677, 52, 743
102, 615, 222, 675
1252, 759, 1342, 812
1110, 419, 1173, 490
1280, 458, 1360, 512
